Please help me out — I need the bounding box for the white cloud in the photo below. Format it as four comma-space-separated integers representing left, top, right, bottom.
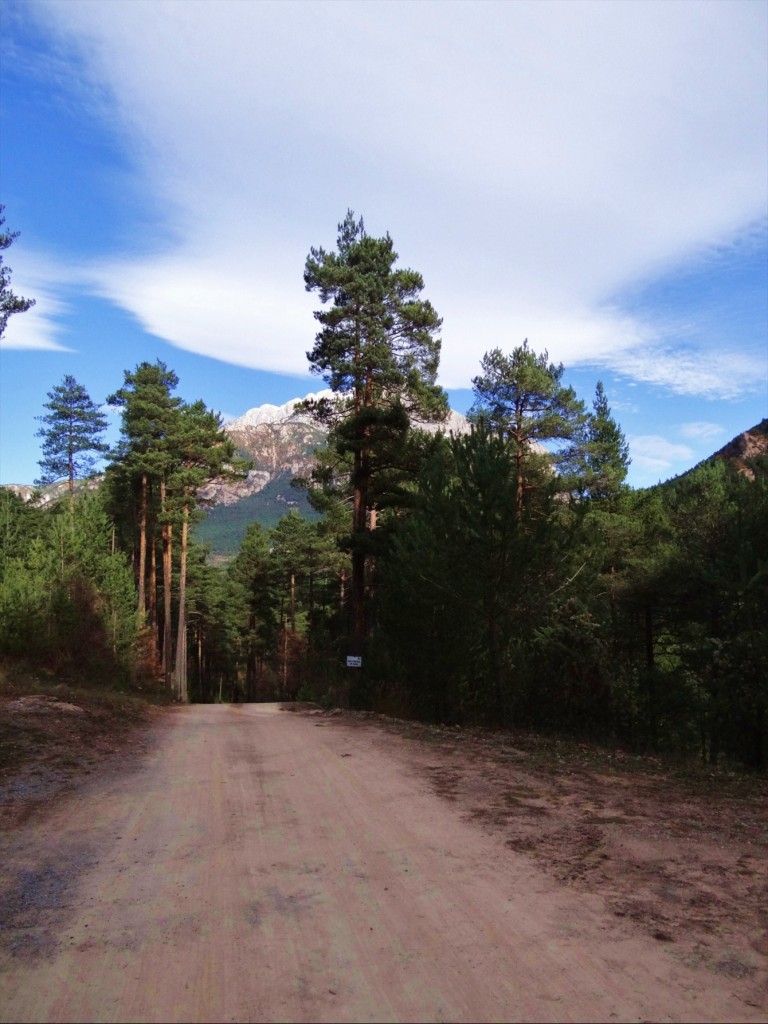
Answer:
437, 298, 657, 387
680, 421, 726, 442
88, 254, 317, 377
0, 253, 73, 352
629, 435, 695, 472
0, 302, 71, 351
28, 0, 768, 392
600, 344, 764, 400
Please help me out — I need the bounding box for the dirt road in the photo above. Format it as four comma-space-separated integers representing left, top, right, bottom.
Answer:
0, 703, 763, 1023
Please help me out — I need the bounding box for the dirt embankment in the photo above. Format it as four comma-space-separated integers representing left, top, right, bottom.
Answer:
0, 665, 167, 828
338, 711, 768, 996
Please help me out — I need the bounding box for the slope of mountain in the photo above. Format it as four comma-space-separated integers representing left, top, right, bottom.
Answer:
4, 410, 765, 562
3, 478, 102, 506
195, 472, 320, 561
654, 419, 768, 491
194, 394, 471, 558
709, 418, 768, 478
194, 397, 330, 555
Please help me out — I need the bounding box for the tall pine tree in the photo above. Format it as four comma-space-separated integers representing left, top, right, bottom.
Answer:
304, 210, 446, 660
107, 361, 181, 626
169, 399, 239, 702
36, 375, 109, 491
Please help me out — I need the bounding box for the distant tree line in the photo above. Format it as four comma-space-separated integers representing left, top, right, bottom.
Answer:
1, 209, 765, 770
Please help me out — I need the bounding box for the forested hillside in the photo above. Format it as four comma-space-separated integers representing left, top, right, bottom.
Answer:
2, 213, 766, 771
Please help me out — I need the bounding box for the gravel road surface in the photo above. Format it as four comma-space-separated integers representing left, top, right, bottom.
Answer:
0, 703, 763, 1023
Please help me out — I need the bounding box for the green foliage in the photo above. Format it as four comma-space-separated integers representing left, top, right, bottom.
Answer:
194, 473, 320, 558
0, 489, 139, 680
374, 423, 561, 724
107, 360, 182, 480
36, 375, 109, 488
469, 341, 587, 515
170, 399, 241, 505
305, 210, 445, 419
581, 381, 631, 499
182, 544, 244, 703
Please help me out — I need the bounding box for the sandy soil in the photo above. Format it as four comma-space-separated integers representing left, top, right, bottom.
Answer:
0, 701, 765, 1023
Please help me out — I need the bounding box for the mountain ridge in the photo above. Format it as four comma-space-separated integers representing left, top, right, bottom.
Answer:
195, 395, 471, 554
5, 408, 766, 554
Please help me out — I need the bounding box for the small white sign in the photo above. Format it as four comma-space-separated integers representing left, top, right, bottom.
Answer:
346, 656, 362, 668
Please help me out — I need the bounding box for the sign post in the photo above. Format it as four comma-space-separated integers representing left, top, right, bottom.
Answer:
346, 655, 362, 668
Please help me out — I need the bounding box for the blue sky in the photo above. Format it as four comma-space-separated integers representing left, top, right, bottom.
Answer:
1, 0, 766, 489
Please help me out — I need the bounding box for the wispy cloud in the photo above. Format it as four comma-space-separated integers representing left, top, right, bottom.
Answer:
0, 253, 73, 352
600, 343, 764, 400
86, 254, 317, 377
24, 0, 768, 393
629, 435, 695, 474
0, 303, 71, 352
680, 421, 726, 442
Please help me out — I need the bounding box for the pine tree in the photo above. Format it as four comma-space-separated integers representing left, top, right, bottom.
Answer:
107, 361, 181, 625
35, 375, 109, 491
170, 400, 239, 702
304, 210, 447, 661
470, 341, 587, 518
582, 380, 630, 499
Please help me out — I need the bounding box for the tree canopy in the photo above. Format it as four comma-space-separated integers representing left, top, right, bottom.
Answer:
304, 211, 447, 659
469, 341, 587, 517
35, 375, 109, 490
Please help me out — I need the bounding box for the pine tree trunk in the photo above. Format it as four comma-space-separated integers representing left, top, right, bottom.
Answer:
349, 366, 371, 660
351, 442, 368, 657
149, 522, 158, 651
644, 603, 658, 751
173, 503, 189, 702
137, 473, 148, 618
515, 444, 525, 522
161, 490, 173, 688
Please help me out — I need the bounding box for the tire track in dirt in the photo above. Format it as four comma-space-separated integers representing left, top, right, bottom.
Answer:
0, 704, 764, 1023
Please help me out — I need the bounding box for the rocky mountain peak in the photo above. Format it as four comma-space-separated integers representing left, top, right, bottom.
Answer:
199, 393, 470, 510
225, 390, 336, 431
225, 390, 471, 435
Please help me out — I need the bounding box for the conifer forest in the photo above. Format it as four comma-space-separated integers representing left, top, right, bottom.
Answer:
2, 213, 766, 771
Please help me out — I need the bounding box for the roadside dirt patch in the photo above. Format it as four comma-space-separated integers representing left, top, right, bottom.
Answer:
0, 666, 166, 829
315, 710, 768, 1011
